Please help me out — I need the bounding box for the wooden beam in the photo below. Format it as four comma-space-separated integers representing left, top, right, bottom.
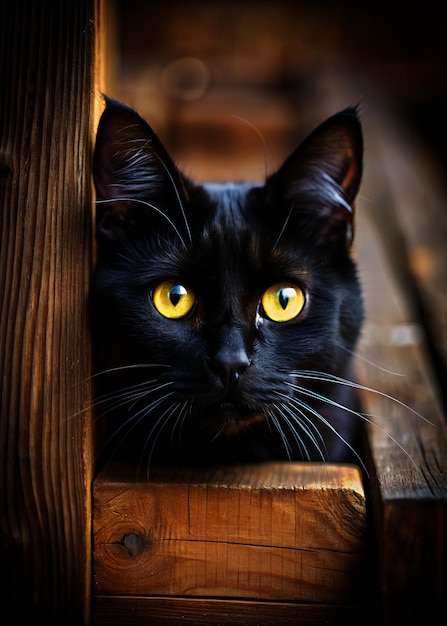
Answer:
354, 148, 447, 624
94, 596, 365, 626
374, 118, 447, 380
0, 0, 102, 622
93, 462, 367, 623
293, 76, 447, 623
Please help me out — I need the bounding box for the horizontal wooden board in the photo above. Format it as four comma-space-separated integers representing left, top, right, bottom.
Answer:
94, 595, 368, 626
93, 463, 366, 604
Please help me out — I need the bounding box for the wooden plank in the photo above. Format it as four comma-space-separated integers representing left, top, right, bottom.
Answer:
313, 74, 447, 623
93, 463, 366, 608
357, 338, 447, 624
0, 0, 102, 623
374, 118, 447, 378
354, 186, 447, 623
94, 595, 367, 626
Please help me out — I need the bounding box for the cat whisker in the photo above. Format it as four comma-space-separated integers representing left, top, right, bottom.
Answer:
96, 197, 188, 250
284, 401, 330, 461
100, 391, 176, 466
169, 400, 192, 448
95, 387, 157, 421
290, 370, 432, 424
282, 403, 325, 460
95, 377, 166, 399
336, 342, 406, 376
83, 363, 172, 382
126, 382, 174, 413
92, 378, 170, 411
272, 202, 294, 251
228, 114, 269, 179
279, 390, 368, 473
287, 379, 417, 470
68, 377, 166, 422
264, 408, 293, 461
153, 151, 193, 245
105, 389, 175, 437
140, 400, 185, 478
268, 402, 327, 463
208, 418, 230, 443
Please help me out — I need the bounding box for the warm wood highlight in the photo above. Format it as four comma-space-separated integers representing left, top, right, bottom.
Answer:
0, 0, 102, 623
94, 463, 366, 605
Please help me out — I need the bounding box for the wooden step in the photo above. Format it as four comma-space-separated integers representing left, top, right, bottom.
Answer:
93, 462, 367, 624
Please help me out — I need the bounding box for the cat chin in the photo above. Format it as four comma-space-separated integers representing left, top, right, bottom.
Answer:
212, 404, 266, 436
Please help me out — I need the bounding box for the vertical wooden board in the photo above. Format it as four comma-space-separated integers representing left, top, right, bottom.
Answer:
374, 120, 447, 377
93, 463, 366, 604
354, 176, 447, 623
0, 0, 102, 623
356, 340, 447, 624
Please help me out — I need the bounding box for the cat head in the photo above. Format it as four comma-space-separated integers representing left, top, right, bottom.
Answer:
93, 97, 362, 248
91, 97, 364, 464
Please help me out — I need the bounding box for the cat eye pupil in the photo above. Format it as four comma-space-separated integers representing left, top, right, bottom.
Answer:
169, 285, 185, 307
278, 288, 294, 310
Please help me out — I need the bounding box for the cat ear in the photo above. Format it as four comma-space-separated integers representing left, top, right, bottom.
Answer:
266, 107, 363, 246
93, 97, 186, 239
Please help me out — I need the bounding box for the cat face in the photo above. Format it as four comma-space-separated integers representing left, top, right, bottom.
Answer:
91, 98, 364, 465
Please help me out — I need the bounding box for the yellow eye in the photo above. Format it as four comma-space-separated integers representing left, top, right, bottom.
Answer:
152, 281, 196, 319
261, 282, 305, 322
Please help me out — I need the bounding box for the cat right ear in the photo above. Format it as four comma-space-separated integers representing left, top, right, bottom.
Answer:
265, 107, 363, 249
93, 97, 184, 240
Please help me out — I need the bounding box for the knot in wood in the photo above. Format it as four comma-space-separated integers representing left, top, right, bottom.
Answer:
120, 532, 147, 558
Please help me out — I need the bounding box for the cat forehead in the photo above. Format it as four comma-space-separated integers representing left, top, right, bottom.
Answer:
202, 182, 259, 220
202, 182, 257, 199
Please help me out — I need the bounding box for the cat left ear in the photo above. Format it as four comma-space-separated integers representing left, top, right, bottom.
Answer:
93, 97, 187, 240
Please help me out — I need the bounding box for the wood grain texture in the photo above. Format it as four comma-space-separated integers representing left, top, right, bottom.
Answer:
375, 120, 447, 379
356, 337, 447, 624
93, 463, 366, 610
0, 0, 101, 623
94, 595, 367, 626
354, 148, 447, 624
315, 78, 447, 622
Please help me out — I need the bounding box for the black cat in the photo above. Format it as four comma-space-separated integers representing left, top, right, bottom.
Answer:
91, 97, 364, 467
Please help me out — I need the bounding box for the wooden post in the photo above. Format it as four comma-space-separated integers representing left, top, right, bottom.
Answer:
0, 0, 102, 623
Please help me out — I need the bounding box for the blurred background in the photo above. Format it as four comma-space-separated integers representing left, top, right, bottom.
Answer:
105, 0, 446, 183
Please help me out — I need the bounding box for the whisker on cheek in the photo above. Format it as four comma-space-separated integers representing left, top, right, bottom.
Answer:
98, 390, 177, 463
283, 369, 429, 471
290, 369, 431, 424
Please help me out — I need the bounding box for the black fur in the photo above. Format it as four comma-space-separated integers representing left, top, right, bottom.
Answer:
91, 97, 364, 466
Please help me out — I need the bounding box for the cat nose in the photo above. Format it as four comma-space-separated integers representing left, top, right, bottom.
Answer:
209, 352, 251, 391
